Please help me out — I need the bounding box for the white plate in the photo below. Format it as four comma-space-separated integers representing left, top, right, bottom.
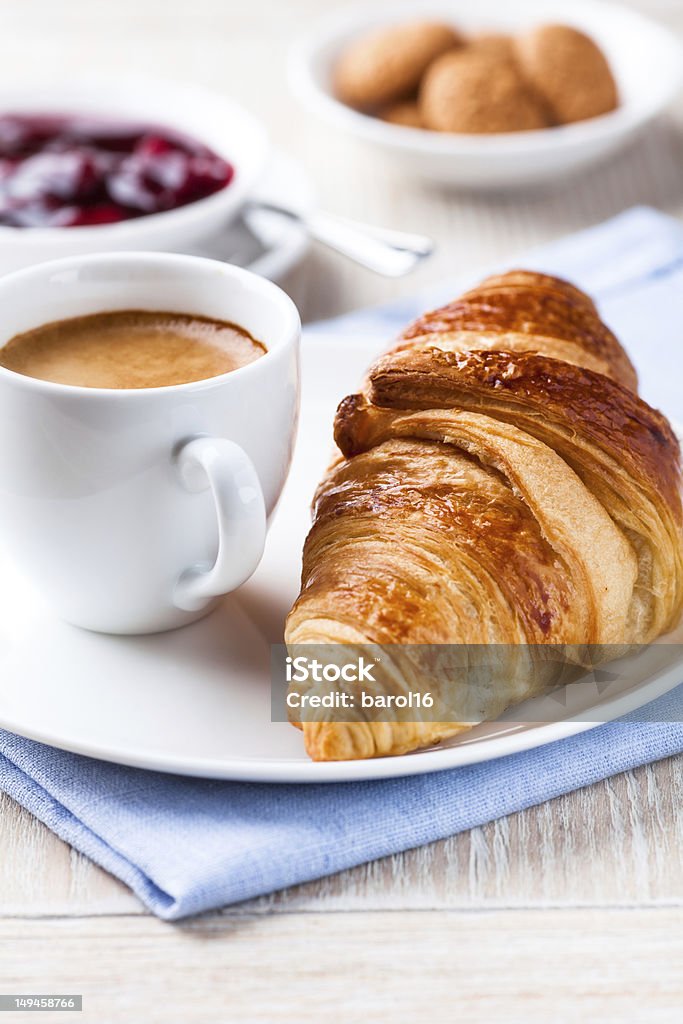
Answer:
190, 149, 313, 282
290, 0, 683, 188
0, 331, 681, 782
1, 331, 683, 778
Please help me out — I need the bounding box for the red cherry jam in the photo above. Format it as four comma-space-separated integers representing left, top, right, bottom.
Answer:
0, 115, 234, 228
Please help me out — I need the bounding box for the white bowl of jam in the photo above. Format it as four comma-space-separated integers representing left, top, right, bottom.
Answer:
0, 75, 269, 273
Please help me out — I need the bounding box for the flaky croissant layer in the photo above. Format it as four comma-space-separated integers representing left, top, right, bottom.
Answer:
286, 271, 683, 761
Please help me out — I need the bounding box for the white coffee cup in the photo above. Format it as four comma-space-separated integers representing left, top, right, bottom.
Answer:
0, 251, 300, 634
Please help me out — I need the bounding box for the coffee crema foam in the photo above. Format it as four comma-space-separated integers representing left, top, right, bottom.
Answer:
0, 310, 266, 389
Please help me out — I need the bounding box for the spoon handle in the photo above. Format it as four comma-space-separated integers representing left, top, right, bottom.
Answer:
246, 201, 434, 277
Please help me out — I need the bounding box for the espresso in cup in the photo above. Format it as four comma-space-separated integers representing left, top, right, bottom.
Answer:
0, 310, 266, 389
0, 251, 300, 635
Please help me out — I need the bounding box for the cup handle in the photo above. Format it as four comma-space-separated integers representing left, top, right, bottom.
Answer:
173, 436, 266, 612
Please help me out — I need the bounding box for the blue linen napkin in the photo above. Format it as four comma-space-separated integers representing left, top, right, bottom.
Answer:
1, 205, 683, 920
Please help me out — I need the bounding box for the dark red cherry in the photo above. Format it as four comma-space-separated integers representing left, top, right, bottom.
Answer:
134, 134, 178, 159
5, 150, 103, 205
0, 114, 233, 227
106, 159, 168, 213
0, 196, 74, 228
67, 203, 128, 226
176, 154, 234, 201
63, 119, 147, 153
0, 116, 63, 157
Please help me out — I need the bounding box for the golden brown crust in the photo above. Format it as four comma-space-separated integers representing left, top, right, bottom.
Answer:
360, 349, 678, 513
310, 442, 572, 644
300, 720, 471, 762
338, 350, 682, 642
467, 270, 599, 313
286, 271, 683, 761
399, 277, 637, 390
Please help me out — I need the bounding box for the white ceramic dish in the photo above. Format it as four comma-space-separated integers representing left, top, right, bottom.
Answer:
290, 0, 683, 188
0, 331, 680, 783
0, 75, 269, 274
197, 150, 313, 282
0, 252, 301, 636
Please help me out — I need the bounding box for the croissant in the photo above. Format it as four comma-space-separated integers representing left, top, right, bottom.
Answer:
285, 271, 683, 761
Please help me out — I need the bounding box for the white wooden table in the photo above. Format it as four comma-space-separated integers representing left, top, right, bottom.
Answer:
1, 1, 683, 1020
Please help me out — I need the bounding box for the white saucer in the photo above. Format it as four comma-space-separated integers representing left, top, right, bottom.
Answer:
0, 332, 681, 783
191, 148, 313, 282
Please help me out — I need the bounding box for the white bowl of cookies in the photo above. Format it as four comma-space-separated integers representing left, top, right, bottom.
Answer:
290, 0, 683, 188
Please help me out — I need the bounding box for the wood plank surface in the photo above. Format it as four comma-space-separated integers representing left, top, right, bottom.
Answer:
1, 909, 682, 1024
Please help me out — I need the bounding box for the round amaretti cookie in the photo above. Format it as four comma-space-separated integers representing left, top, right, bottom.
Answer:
515, 24, 618, 124
334, 21, 463, 111
419, 49, 549, 134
